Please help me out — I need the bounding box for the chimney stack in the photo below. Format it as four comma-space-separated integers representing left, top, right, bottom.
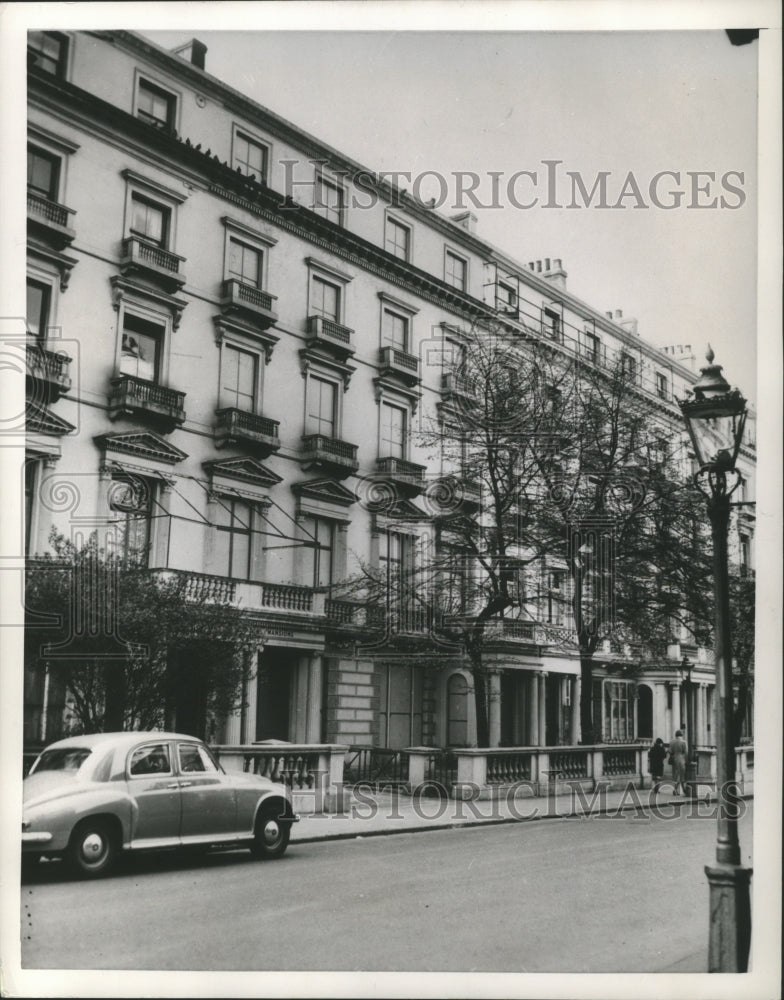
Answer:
450, 211, 478, 234
527, 257, 567, 291
172, 38, 207, 71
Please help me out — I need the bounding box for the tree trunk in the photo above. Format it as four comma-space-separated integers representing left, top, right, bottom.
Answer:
103, 660, 126, 731
579, 652, 595, 745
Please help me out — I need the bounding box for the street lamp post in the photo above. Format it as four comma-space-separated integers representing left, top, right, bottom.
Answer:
679, 346, 752, 973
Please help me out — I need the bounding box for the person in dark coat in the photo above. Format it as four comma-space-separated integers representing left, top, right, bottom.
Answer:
669, 730, 689, 795
648, 738, 667, 790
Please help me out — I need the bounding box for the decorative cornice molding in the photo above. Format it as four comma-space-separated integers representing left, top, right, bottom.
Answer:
202, 456, 283, 489
291, 479, 358, 508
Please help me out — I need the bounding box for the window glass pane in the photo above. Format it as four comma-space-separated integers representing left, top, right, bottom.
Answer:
234, 134, 266, 181
386, 219, 409, 260
130, 744, 171, 776
221, 345, 257, 411
130, 196, 166, 245
307, 377, 336, 436
381, 404, 405, 457
28, 32, 65, 75
316, 177, 342, 225
121, 317, 160, 382
311, 276, 340, 321
383, 310, 408, 351
213, 527, 231, 576
138, 81, 174, 127
228, 239, 261, 286
445, 251, 466, 290
26, 280, 49, 340
232, 532, 250, 579
27, 148, 58, 199
178, 744, 206, 773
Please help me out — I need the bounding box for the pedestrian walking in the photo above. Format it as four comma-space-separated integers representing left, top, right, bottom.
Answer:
648, 737, 667, 790
669, 730, 688, 795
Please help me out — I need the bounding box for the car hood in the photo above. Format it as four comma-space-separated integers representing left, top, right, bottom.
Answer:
23, 771, 87, 808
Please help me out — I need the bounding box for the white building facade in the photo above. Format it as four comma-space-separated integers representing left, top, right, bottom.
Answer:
24, 30, 755, 753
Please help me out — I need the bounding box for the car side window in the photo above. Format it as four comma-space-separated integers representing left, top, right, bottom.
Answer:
178, 743, 217, 774
129, 743, 172, 777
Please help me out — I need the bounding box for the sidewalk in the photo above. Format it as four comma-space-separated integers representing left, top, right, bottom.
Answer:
290, 782, 738, 843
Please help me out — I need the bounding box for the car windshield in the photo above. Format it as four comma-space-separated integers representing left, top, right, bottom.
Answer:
30, 747, 92, 774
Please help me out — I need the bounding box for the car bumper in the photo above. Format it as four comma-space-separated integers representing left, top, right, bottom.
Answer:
22, 831, 53, 846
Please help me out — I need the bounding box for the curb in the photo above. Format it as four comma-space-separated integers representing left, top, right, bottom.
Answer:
292, 791, 753, 845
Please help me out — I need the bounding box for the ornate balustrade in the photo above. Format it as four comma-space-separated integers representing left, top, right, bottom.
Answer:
27, 191, 76, 248
214, 743, 348, 814
220, 279, 278, 329
344, 746, 409, 788
120, 236, 187, 291
108, 373, 186, 430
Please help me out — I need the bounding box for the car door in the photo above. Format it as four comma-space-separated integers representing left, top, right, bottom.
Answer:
176, 742, 237, 840
126, 741, 181, 847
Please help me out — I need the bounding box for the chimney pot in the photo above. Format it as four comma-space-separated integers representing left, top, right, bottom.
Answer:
615, 309, 623, 319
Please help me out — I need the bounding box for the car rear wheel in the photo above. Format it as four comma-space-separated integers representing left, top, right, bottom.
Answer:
250, 802, 290, 860
67, 819, 117, 878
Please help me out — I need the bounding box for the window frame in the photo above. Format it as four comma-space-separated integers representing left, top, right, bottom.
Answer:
122, 170, 185, 254
306, 257, 352, 325
655, 371, 669, 400
385, 213, 412, 262
314, 170, 345, 227
300, 515, 336, 589
27, 144, 61, 202
119, 312, 164, 384
379, 400, 408, 460
27, 30, 69, 78
543, 307, 562, 342
26, 277, 52, 342
129, 192, 170, 249
135, 75, 178, 131
115, 299, 173, 386
444, 247, 468, 292
213, 495, 255, 580
305, 372, 340, 438
108, 474, 156, 567
381, 306, 410, 353
220, 342, 261, 413
231, 126, 270, 185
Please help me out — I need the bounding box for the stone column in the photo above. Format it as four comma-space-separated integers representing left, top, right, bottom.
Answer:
244, 649, 259, 742
528, 673, 539, 746
696, 682, 706, 747
671, 681, 681, 736
633, 687, 639, 741
305, 654, 323, 743
539, 672, 548, 747
488, 670, 502, 748
654, 682, 668, 740
570, 675, 580, 745
223, 707, 242, 745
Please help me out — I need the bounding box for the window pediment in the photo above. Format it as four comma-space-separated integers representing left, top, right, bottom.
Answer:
95, 430, 188, 465
27, 406, 76, 437
203, 456, 282, 492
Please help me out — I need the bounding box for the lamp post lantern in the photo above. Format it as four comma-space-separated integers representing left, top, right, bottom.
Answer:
679, 345, 752, 972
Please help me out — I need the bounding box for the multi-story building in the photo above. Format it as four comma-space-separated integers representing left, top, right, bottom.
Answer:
24, 30, 755, 754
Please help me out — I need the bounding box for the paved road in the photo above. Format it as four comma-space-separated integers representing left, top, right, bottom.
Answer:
21, 803, 752, 973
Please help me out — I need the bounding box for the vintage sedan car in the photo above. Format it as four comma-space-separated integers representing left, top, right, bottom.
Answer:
22, 731, 298, 878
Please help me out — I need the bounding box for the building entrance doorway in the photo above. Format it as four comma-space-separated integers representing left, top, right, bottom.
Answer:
637, 685, 653, 740
446, 673, 469, 747
256, 648, 295, 741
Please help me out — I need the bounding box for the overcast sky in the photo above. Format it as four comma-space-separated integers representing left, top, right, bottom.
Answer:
145, 28, 759, 402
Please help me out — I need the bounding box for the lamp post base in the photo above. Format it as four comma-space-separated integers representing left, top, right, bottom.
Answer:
705, 862, 753, 972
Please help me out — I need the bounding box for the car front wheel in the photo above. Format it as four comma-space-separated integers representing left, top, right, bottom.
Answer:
67, 819, 117, 878
250, 802, 290, 860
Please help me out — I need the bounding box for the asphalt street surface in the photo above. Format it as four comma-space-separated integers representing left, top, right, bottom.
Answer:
21, 803, 753, 973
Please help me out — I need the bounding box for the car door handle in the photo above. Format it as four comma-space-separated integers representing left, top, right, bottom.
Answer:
165, 782, 180, 789
178, 781, 193, 788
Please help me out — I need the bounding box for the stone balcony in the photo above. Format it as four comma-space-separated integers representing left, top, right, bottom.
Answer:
27, 191, 76, 250
378, 345, 420, 386
300, 433, 360, 479
119, 236, 187, 292
214, 407, 280, 458
220, 279, 278, 331
108, 373, 186, 431
375, 455, 427, 497
26, 343, 72, 401
440, 371, 478, 406
305, 315, 355, 358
